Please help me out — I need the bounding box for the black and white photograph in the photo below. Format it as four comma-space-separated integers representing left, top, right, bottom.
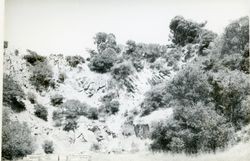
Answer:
1, 0, 250, 160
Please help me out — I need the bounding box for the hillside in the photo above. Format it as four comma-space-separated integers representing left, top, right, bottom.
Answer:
2, 16, 249, 160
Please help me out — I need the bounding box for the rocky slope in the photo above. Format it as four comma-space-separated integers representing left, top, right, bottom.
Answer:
3, 44, 198, 155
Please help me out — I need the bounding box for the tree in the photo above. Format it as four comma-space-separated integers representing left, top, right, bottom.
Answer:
3, 74, 26, 112
151, 103, 233, 153
29, 61, 54, 91
88, 48, 118, 73
2, 108, 35, 160
169, 16, 205, 46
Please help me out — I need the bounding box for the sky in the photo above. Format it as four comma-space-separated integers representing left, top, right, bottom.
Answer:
4, 0, 250, 55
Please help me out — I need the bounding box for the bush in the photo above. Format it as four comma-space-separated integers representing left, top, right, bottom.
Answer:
23, 50, 46, 65
209, 70, 250, 129
66, 55, 85, 67
87, 108, 99, 120
88, 48, 118, 73
61, 99, 89, 116
90, 143, 101, 151
151, 103, 234, 153
58, 72, 67, 83
93, 32, 121, 53
50, 94, 64, 106
63, 119, 78, 132
221, 16, 249, 56
42, 140, 54, 154
111, 61, 134, 81
29, 61, 54, 91
100, 100, 120, 115
169, 16, 205, 46
3, 74, 26, 112
2, 108, 35, 160
34, 104, 48, 121
27, 92, 36, 104
141, 83, 168, 116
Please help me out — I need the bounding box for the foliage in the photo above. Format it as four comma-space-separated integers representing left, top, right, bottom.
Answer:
141, 83, 168, 116
169, 16, 206, 46
221, 16, 249, 56
151, 103, 234, 153
2, 108, 35, 160
100, 100, 120, 115
63, 119, 78, 132
111, 61, 135, 81
27, 92, 36, 104
87, 107, 99, 120
66, 55, 85, 67
23, 49, 46, 65
50, 94, 64, 106
61, 99, 89, 117
3, 74, 26, 112
123, 41, 166, 63
88, 48, 118, 73
34, 104, 48, 121
93, 32, 121, 53
29, 61, 54, 91
209, 70, 250, 128
58, 72, 67, 83
42, 140, 54, 154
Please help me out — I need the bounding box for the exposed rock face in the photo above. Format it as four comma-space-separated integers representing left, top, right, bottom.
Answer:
134, 124, 150, 139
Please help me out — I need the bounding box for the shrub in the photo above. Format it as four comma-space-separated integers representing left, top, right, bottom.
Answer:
151, 103, 234, 153
50, 94, 64, 106
221, 16, 249, 56
66, 55, 85, 67
209, 70, 250, 129
93, 32, 121, 53
2, 108, 35, 160
87, 108, 99, 120
141, 83, 167, 116
34, 104, 48, 121
100, 100, 120, 115
63, 119, 78, 132
90, 143, 101, 151
61, 99, 89, 116
23, 50, 46, 65
169, 16, 205, 46
27, 92, 36, 104
58, 72, 67, 83
42, 140, 54, 154
88, 48, 118, 73
111, 61, 134, 81
3, 74, 26, 112
29, 61, 54, 91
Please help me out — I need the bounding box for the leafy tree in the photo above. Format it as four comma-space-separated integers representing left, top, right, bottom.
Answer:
23, 50, 46, 65
209, 70, 250, 128
88, 48, 118, 73
3, 74, 26, 112
2, 108, 35, 160
111, 61, 135, 81
66, 55, 85, 67
29, 61, 54, 91
94, 32, 121, 53
141, 83, 168, 116
151, 103, 233, 153
169, 16, 206, 46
